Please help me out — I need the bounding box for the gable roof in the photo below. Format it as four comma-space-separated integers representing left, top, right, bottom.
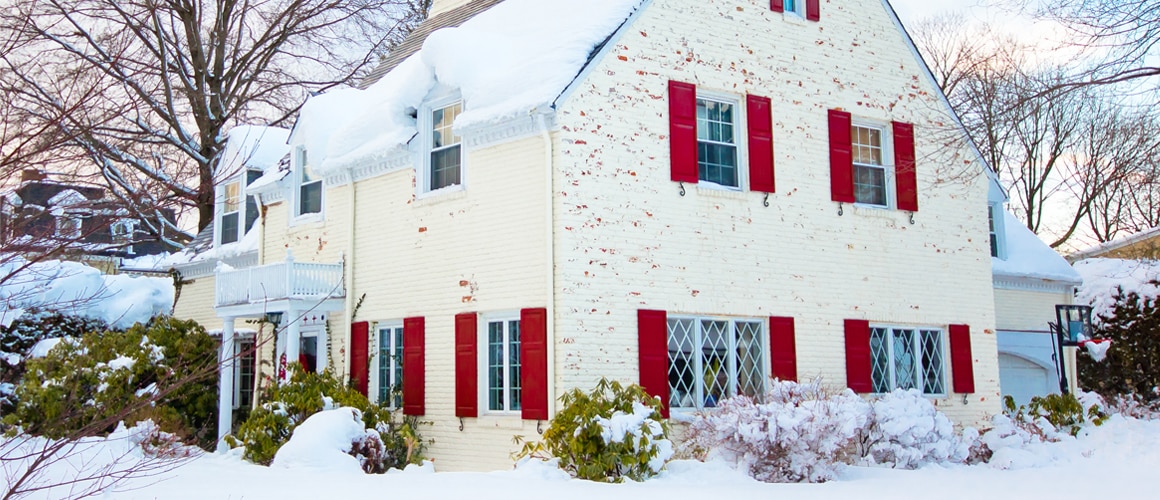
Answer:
1067, 226, 1160, 262
359, 0, 506, 90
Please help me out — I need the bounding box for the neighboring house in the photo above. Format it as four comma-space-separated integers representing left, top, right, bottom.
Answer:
1067, 227, 1160, 262
0, 169, 179, 267
181, 0, 1005, 471
990, 208, 1083, 407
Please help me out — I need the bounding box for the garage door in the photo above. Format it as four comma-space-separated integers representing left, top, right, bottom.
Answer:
999, 353, 1057, 408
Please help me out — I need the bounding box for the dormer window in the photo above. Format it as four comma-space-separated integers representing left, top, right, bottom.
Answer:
216, 170, 261, 246
297, 147, 322, 216
988, 202, 1007, 259
424, 101, 463, 193
221, 180, 242, 245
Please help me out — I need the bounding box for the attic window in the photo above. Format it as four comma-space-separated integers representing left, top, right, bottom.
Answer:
424, 101, 463, 193
297, 147, 322, 216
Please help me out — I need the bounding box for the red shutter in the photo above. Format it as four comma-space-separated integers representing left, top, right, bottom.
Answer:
669, 80, 699, 184
949, 324, 975, 394
845, 319, 873, 393
771, 0, 784, 12
455, 312, 478, 418
637, 309, 670, 418
521, 308, 549, 421
350, 321, 370, 397
806, 0, 820, 21
747, 94, 776, 193
402, 316, 425, 415
769, 316, 797, 382
893, 121, 919, 212
828, 110, 855, 203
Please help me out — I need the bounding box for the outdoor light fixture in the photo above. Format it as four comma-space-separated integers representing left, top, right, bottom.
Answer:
264, 311, 283, 328
1050, 304, 1094, 395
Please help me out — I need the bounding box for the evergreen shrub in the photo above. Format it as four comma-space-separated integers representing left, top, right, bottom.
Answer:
1079, 286, 1160, 403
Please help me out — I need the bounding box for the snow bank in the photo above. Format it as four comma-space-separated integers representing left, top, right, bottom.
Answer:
1073, 258, 1160, 320
304, 0, 644, 175
0, 256, 173, 329
271, 407, 368, 473
993, 211, 1082, 283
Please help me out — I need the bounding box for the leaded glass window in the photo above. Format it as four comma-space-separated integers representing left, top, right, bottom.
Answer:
487, 318, 521, 412
667, 316, 765, 410
696, 98, 739, 188
870, 326, 946, 395
377, 324, 404, 409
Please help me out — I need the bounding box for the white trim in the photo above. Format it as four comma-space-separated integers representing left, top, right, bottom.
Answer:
694, 89, 748, 191
781, 0, 806, 19
992, 276, 1078, 294
417, 96, 467, 198
666, 315, 768, 413
849, 118, 895, 209
478, 312, 522, 417
171, 251, 259, 279
371, 321, 405, 409
291, 146, 324, 225
868, 324, 947, 398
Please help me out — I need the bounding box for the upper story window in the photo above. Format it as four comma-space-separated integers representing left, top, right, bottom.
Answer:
697, 98, 740, 188
668, 316, 764, 410
988, 205, 999, 257
784, 0, 802, 16
297, 147, 322, 216
426, 101, 463, 192
217, 170, 261, 245
110, 220, 134, 243
870, 326, 945, 395
852, 125, 889, 207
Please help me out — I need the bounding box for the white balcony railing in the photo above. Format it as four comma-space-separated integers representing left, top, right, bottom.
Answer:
215, 253, 344, 307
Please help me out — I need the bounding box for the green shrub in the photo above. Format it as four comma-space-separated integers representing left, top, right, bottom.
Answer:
3, 316, 218, 448
0, 309, 113, 414
1004, 393, 1106, 437
227, 366, 425, 471
1079, 286, 1160, 403
516, 378, 672, 483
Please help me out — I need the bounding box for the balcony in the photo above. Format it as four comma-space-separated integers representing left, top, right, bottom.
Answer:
214, 254, 344, 308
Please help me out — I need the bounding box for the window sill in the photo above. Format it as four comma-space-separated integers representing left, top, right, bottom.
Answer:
781, 13, 807, 25
695, 183, 746, 200
414, 184, 467, 205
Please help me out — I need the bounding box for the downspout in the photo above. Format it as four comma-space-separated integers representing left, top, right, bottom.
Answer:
536, 111, 556, 419
344, 171, 357, 383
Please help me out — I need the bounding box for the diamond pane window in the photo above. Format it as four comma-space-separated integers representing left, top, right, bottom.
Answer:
487, 318, 521, 412
869, 326, 946, 395
667, 316, 766, 410
378, 325, 404, 408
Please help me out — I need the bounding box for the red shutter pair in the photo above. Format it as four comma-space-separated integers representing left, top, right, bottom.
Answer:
638, 310, 799, 418
844, 320, 975, 394
771, 0, 821, 21
454, 308, 549, 420
669, 81, 777, 193
828, 110, 919, 211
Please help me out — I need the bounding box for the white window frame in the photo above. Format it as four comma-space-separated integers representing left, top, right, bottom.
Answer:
298, 326, 326, 374
233, 337, 256, 410
988, 203, 1007, 259
215, 178, 244, 246
667, 315, 767, 412
850, 119, 895, 209
695, 90, 747, 191
293, 146, 323, 221
869, 325, 947, 397
782, 0, 805, 17
418, 95, 466, 198
478, 312, 522, 416
371, 321, 405, 409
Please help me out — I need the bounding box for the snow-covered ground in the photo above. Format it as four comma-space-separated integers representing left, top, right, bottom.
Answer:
5, 415, 1157, 499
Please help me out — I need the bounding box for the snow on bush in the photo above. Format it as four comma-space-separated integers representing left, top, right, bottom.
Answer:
687, 379, 871, 483
863, 389, 971, 468
271, 407, 380, 474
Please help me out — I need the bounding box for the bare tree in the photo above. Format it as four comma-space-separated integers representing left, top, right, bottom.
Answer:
0, 1, 427, 244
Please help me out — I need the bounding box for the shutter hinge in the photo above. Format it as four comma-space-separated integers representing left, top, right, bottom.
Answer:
763, 193, 770, 208
838, 203, 844, 216
678, 182, 686, 197
459, 417, 465, 432
537, 420, 544, 435
909, 212, 916, 225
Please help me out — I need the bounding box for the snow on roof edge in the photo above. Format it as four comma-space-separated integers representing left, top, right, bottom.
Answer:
992, 210, 1082, 284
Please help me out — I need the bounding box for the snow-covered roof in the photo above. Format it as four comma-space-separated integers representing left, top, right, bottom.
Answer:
218, 125, 290, 179
46, 189, 89, 209
294, 0, 644, 177
1067, 226, 1160, 262
993, 210, 1082, 284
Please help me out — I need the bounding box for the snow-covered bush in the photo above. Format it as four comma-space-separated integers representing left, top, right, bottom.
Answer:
516, 378, 672, 482
1079, 284, 1160, 404
687, 379, 870, 483
3, 317, 218, 448
271, 407, 384, 473
227, 367, 424, 472
862, 389, 971, 468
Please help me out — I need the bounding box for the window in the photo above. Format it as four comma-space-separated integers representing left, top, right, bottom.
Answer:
110, 220, 133, 243
697, 97, 740, 188
988, 205, 1000, 258
297, 147, 322, 216
234, 338, 255, 410
852, 125, 888, 206
56, 216, 81, 239
486, 317, 521, 412
784, 0, 802, 15
668, 317, 764, 410
221, 180, 242, 244
870, 326, 946, 395
427, 102, 463, 192
377, 323, 404, 409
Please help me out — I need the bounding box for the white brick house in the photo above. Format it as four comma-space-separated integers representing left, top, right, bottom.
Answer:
193, 0, 1003, 471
